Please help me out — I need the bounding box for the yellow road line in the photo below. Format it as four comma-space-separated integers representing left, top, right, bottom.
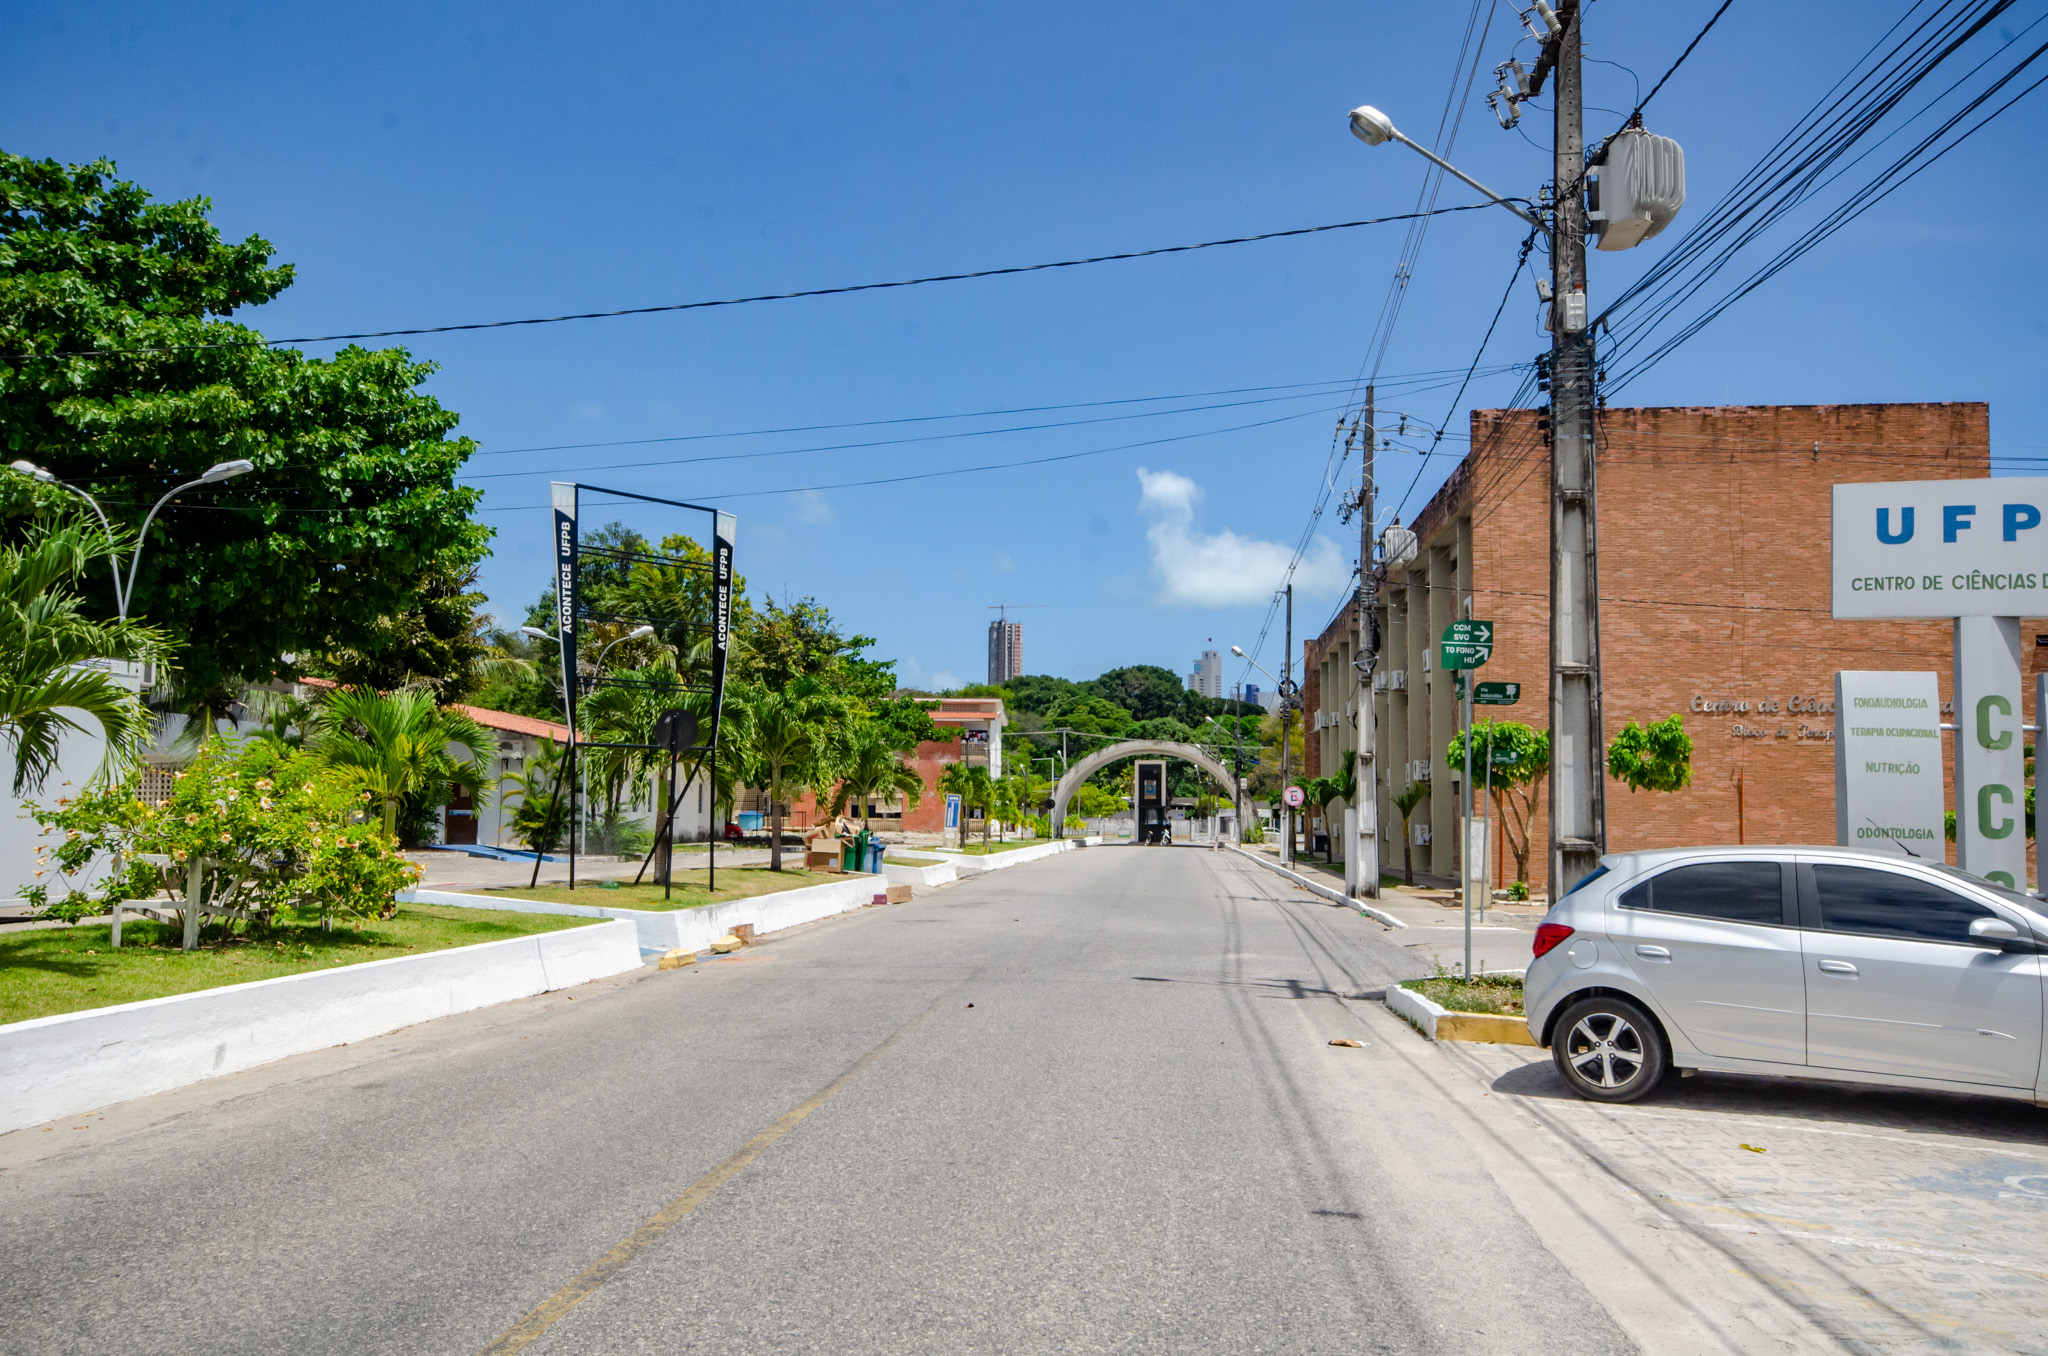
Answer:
478, 997, 944, 1354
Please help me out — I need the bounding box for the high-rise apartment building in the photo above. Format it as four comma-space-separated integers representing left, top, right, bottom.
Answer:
1187, 647, 1222, 700
987, 620, 1023, 685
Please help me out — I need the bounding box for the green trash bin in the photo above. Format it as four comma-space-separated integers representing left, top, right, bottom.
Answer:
842, 829, 871, 872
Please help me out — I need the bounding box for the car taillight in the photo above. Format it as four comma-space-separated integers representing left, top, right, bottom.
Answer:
1532, 923, 1575, 959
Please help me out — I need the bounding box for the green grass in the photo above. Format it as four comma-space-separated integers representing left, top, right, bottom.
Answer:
1400, 971, 1525, 1016
941, 838, 1061, 856
468, 865, 847, 912
0, 904, 599, 1026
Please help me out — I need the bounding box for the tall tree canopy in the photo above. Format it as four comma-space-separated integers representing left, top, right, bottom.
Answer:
0, 152, 489, 691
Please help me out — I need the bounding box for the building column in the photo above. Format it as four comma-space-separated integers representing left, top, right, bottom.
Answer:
1383, 592, 1408, 870
1405, 565, 1431, 872
1428, 539, 1456, 877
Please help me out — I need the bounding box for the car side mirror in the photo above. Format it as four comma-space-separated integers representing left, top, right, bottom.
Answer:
1969, 916, 2026, 948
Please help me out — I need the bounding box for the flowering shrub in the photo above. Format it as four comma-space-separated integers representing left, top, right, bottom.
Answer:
23, 737, 422, 929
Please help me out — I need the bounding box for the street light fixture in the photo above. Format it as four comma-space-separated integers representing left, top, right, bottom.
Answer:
1347, 105, 1550, 236
7, 457, 254, 621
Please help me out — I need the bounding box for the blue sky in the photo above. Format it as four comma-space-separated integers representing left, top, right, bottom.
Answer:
6, 1, 2044, 693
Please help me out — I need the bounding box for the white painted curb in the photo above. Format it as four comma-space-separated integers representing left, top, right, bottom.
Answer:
1224, 845, 1407, 929
925, 837, 1096, 876
882, 859, 959, 888
1384, 981, 1447, 1038
403, 872, 888, 954
0, 918, 639, 1136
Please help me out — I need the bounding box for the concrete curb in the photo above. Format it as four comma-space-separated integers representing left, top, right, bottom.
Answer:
403, 873, 886, 955
926, 837, 1095, 876
1224, 846, 1407, 929
0, 918, 639, 1136
1383, 982, 1538, 1046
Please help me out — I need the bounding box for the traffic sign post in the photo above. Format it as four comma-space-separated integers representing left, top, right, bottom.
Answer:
1440, 619, 1495, 978
1439, 619, 1495, 670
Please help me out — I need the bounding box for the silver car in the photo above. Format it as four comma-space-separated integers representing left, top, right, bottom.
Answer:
1524, 845, 2048, 1104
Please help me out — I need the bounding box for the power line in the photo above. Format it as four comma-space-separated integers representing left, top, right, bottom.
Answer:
8, 205, 1508, 360
468, 401, 1355, 511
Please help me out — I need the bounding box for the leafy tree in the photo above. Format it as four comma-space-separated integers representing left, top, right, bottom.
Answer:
998, 674, 1082, 715
316, 563, 519, 704
1446, 719, 1549, 885
1045, 694, 1134, 739
0, 152, 491, 693
1069, 783, 1123, 820
1088, 666, 1192, 722
1607, 714, 1695, 795
735, 595, 876, 693
311, 687, 496, 844
1, 516, 168, 794
1392, 781, 1429, 887
1129, 716, 1197, 744
868, 694, 953, 752
24, 737, 419, 932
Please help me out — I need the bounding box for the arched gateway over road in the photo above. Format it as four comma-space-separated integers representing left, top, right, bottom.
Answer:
1050, 740, 1238, 840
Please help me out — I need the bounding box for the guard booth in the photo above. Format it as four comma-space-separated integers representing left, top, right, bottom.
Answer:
1135, 759, 1168, 845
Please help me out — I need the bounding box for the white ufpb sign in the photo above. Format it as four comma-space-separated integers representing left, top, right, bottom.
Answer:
1833, 671, 1944, 857
1833, 476, 2048, 619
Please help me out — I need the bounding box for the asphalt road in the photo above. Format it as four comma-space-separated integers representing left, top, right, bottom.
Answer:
0, 845, 1640, 1355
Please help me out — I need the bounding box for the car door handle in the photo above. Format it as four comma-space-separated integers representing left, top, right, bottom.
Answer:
1634, 945, 1671, 960
1817, 959, 1859, 976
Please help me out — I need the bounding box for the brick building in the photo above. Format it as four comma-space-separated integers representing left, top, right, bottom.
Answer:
1302, 400, 2031, 893
779, 697, 1005, 836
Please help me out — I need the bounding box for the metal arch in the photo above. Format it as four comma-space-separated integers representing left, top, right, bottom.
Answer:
1050, 740, 1241, 840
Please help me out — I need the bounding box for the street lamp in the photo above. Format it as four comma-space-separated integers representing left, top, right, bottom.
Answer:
1201, 714, 1244, 846
8, 457, 254, 622
1347, 105, 1550, 236
1232, 644, 1301, 863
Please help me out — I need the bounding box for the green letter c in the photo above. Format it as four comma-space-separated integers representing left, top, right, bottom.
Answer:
1977, 694, 2013, 751
1979, 784, 2016, 839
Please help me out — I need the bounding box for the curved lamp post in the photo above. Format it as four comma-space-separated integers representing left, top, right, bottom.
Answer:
7, 458, 254, 621
1347, 105, 1550, 237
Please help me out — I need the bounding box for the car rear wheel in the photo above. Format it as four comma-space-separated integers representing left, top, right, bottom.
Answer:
1552, 995, 1668, 1103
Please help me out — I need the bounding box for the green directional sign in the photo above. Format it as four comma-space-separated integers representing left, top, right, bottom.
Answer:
1490, 746, 1519, 766
1474, 680, 1520, 706
1439, 619, 1494, 670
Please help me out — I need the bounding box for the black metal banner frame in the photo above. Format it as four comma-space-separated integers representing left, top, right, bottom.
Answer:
540, 482, 736, 898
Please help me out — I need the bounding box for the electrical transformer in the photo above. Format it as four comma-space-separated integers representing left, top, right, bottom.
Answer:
1590, 126, 1685, 252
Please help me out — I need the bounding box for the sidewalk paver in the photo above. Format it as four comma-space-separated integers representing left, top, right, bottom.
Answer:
1434, 1037, 2048, 1352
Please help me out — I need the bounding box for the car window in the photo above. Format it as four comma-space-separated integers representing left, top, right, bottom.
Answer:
1618, 861, 1783, 924
1561, 864, 1609, 899
1811, 864, 1996, 944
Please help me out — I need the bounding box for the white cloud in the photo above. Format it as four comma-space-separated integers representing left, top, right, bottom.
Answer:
575, 402, 605, 421
898, 657, 961, 693
1135, 467, 1348, 607
994, 550, 1016, 573
793, 490, 835, 525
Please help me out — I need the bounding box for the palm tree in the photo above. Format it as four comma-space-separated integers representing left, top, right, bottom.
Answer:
742, 678, 834, 870
502, 737, 570, 853
311, 686, 496, 842
827, 720, 924, 834
0, 519, 167, 795
937, 760, 993, 850
1392, 781, 1429, 887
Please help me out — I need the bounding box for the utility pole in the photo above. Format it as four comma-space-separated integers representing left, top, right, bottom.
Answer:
1352, 387, 1380, 899
1546, 0, 1606, 898
1280, 583, 1297, 866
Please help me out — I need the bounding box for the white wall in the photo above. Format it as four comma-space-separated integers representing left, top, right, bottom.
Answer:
0, 918, 640, 1133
